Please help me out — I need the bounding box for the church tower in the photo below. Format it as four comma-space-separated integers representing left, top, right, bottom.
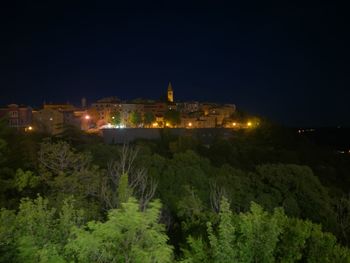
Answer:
167, 82, 174, 102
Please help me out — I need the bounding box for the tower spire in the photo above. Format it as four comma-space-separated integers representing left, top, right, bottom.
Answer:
167, 82, 174, 102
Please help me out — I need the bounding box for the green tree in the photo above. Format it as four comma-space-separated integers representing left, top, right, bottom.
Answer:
117, 173, 132, 205
275, 217, 313, 262
182, 199, 350, 263
0, 208, 17, 263
66, 198, 173, 263
110, 110, 121, 126
164, 110, 181, 127
130, 111, 142, 127
14, 169, 40, 192
144, 111, 156, 127
0, 196, 85, 263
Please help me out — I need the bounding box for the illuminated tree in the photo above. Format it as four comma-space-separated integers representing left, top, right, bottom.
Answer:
130, 111, 142, 127
144, 111, 156, 127
164, 110, 181, 127
110, 110, 121, 126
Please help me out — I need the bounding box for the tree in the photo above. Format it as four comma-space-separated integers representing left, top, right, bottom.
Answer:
130, 111, 142, 127
0, 196, 85, 263
66, 198, 173, 263
0, 138, 6, 165
164, 110, 181, 127
110, 110, 121, 126
182, 199, 350, 263
101, 144, 157, 211
144, 111, 156, 127
336, 194, 350, 246
14, 169, 40, 192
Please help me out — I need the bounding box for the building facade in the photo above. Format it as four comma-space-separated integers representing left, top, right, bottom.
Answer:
0, 104, 32, 129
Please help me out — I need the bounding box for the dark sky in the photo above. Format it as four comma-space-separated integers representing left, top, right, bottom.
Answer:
2, 1, 350, 126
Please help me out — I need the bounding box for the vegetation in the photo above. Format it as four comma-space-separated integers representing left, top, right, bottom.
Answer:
164, 110, 181, 127
130, 111, 142, 127
0, 119, 349, 262
110, 110, 122, 126
144, 111, 156, 127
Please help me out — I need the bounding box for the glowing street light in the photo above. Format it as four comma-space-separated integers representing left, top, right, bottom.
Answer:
25, 126, 33, 132
232, 122, 237, 127
188, 122, 192, 127
85, 115, 90, 120
247, 121, 252, 127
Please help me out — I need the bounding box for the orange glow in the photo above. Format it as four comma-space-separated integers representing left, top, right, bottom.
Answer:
232, 122, 237, 126
85, 115, 90, 120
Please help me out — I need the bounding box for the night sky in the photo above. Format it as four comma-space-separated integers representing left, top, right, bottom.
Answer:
2, 1, 350, 126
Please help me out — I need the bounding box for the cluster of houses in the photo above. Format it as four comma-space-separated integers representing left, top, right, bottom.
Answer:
0, 83, 253, 135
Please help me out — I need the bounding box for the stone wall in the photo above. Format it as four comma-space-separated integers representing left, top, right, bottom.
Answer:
102, 128, 234, 144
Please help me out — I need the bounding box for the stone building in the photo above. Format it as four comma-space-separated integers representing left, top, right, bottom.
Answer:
0, 104, 32, 129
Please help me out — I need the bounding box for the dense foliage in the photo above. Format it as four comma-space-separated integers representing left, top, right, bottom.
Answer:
0, 120, 349, 262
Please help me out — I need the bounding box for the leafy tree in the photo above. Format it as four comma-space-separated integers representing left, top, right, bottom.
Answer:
117, 173, 132, 205
305, 224, 350, 263
0, 196, 85, 263
0, 138, 6, 164
275, 217, 313, 262
182, 199, 350, 263
14, 169, 40, 192
130, 111, 142, 127
164, 110, 181, 127
66, 198, 173, 263
336, 195, 350, 246
0, 208, 17, 263
144, 111, 156, 127
176, 185, 208, 236
38, 140, 102, 218
110, 110, 121, 126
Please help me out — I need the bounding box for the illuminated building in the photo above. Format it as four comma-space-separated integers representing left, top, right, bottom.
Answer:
167, 82, 174, 102
0, 104, 32, 129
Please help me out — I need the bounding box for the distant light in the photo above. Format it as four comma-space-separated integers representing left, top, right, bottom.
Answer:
85, 115, 90, 120
25, 126, 33, 132
232, 122, 237, 126
247, 122, 252, 127
152, 122, 158, 127
188, 122, 192, 127
112, 116, 115, 119
166, 122, 170, 127
49, 117, 53, 121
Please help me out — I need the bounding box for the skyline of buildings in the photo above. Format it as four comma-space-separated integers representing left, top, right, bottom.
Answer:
0, 83, 256, 135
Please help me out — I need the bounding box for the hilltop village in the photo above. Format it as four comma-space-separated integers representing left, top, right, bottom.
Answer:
0, 83, 257, 135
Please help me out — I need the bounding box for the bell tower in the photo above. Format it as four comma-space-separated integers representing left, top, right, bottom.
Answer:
167, 82, 174, 102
